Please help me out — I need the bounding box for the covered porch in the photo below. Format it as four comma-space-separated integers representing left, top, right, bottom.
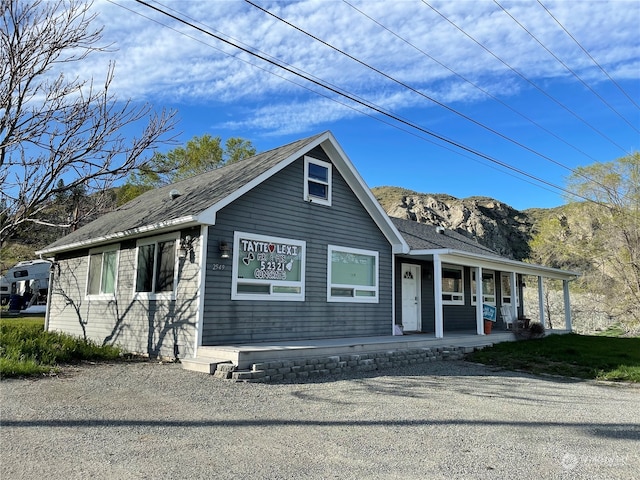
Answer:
396, 249, 579, 338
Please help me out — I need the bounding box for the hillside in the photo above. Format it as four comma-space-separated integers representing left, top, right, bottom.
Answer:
373, 186, 564, 261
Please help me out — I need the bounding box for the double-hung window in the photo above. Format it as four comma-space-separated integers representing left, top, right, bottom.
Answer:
327, 245, 378, 302
442, 265, 464, 305
471, 270, 496, 305
135, 235, 178, 299
501, 273, 520, 306
304, 156, 332, 206
87, 246, 119, 297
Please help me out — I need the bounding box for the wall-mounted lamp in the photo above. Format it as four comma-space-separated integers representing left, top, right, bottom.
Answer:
219, 241, 231, 259
178, 235, 196, 259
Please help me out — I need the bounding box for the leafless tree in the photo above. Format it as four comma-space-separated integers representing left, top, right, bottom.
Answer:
0, 0, 177, 245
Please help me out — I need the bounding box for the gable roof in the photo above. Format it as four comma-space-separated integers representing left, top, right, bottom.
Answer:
39, 131, 409, 255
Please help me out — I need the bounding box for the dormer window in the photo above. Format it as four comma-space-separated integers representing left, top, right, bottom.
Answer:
304, 156, 332, 206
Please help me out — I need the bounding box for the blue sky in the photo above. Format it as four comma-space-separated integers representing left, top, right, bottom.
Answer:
80, 0, 639, 210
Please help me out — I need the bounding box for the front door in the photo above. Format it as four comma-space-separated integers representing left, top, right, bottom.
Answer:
401, 263, 421, 331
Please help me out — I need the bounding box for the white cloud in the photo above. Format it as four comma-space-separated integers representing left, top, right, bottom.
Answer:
71, 0, 638, 135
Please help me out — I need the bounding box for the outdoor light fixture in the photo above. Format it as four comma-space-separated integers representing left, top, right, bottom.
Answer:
219, 241, 231, 259
179, 235, 195, 259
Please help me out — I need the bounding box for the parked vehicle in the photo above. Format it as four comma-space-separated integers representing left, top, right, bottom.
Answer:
0, 259, 51, 310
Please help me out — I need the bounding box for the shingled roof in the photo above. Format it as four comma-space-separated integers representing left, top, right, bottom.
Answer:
40, 132, 328, 254
390, 217, 501, 257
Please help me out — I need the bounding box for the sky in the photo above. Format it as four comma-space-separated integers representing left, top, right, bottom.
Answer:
77, 0, 639, 210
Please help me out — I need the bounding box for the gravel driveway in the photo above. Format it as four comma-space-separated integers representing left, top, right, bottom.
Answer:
1, 360, 638, 479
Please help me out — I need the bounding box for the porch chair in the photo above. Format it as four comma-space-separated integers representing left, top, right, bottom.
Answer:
500, 306, 516, 330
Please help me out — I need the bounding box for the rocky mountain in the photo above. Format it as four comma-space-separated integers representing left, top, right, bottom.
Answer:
373, 186, 546, 261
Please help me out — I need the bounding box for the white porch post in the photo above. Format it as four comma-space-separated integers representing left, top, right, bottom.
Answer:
510, 271, 518, 320
391, 253, 397, 334
563, 280, 572, 331
538, 276, 546, 328
433, 254, 444, 339
475, 267, 485, 335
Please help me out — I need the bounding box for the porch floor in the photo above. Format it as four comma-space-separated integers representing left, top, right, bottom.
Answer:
186, 329, 571, 371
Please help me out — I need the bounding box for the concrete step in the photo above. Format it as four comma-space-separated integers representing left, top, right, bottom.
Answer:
181, 357, 232, 375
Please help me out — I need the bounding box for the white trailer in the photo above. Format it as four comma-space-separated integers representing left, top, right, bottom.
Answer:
1, 259, 52, 310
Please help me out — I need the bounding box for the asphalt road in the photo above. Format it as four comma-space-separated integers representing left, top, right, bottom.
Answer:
1, 360, 638, 479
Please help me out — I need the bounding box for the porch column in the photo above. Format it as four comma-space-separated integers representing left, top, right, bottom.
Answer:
563, 280, 572, 331
510, 271, 518, 320
433, 254, 444, 338
475, 267, 485, 335
538, 276, 546, 328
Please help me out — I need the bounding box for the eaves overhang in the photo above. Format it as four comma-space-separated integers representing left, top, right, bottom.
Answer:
405, 248, 580, 280
36, 216, 200, 256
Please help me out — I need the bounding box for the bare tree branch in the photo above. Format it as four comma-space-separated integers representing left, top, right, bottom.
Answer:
1, 0, 178, 245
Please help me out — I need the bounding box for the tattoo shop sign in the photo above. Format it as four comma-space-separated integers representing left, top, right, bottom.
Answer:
236, 236, 303, 282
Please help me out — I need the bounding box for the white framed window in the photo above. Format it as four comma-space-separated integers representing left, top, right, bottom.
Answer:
86, 245, 119, 298
232, 232, 305, 301
327, 245, 378, 303
134, 234, 178, 300
501, 273, 520, 306
471, 270, 496, 305
304, 156, 332, 206
442, 265, 464, 305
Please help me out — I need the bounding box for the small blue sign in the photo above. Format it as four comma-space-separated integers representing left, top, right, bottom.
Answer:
483, 304, 497, 322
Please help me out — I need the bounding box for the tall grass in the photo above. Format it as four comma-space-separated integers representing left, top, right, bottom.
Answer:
0, 317, 122, 378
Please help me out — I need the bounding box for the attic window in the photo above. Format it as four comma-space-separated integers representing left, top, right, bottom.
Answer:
304, 156, 331, 206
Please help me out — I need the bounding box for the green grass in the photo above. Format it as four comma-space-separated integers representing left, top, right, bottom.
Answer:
467, 333, 640, 382
0, 317, 122, 378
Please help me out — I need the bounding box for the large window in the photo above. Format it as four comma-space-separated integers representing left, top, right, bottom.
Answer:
501, 273, 520, 306
328, 245, 378, 303
232, 232, 305, 301
87, 246, 119, 297
442, 265, 464, 305
304, 156, 332, 206
135, 235, 177, 298
471, 270, 496, 305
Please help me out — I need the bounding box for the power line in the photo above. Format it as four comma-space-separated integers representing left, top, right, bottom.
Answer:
129, 0, 602, 205
110, 1, 565, 200
536, 0, 640, 111
245, 0, 588, 176
494, 0, 639, 134
342, 0, 603, 166
421, 0, 634, 157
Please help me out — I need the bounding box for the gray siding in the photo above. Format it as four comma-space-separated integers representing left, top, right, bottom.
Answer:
201, 147, 393, 344
48, 229, 200, 359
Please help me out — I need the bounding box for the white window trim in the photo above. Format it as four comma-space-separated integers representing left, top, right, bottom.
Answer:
442, 264, 464, 305
133, 233, 179, 301
471, 269, 496, 305
327, 245, 379, 303
85, 244, 120, 300
304, 156, 332, 206
232, 231, 306, 301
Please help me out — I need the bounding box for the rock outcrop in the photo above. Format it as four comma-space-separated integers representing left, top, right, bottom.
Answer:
373, 187, 533, 260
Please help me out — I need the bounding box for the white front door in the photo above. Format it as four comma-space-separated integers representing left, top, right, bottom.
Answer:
401, 264, 421, 331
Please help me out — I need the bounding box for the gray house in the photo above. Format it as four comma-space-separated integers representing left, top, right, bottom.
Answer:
38, 131, 578, 369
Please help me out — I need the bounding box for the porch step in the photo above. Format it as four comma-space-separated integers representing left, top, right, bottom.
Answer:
181, 357, 233, 375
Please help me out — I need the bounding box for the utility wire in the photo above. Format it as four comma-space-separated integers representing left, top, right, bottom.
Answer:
536, 0, 640, 111
129, 0, 604, 205
111, 1, 565, 199
422, 0, 633, 157
494, 0, 639, 134
245, 0, 590, 176
343, 0, 602, 166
